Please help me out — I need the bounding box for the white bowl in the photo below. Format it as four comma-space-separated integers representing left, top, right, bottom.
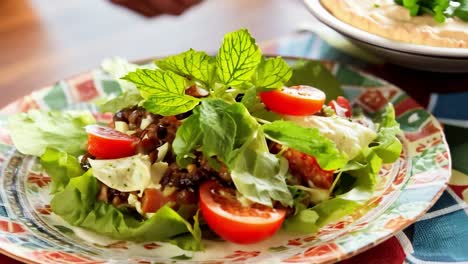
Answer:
304, 0, 468, 73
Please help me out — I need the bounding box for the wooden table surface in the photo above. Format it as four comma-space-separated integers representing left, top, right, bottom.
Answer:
0, 0, 314, 107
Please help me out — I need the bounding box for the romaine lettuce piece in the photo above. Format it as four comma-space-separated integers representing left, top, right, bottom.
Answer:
51, 169, 203, 250
8, 110, 95, 156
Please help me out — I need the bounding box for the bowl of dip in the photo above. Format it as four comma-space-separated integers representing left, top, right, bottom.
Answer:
304, 0, 468, 73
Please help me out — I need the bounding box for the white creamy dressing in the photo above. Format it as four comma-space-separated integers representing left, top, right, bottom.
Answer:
89, 143, 170, 195
321, 0, 468, 48
285, 115, 377, 160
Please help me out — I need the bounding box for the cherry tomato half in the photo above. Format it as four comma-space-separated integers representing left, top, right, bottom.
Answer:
199, 181, 286, 244
259, 85, 326, 116
86, 125, 139, 159
328, 96, 352, 118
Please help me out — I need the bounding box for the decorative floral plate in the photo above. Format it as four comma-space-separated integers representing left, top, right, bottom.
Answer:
0, 58, 451, 264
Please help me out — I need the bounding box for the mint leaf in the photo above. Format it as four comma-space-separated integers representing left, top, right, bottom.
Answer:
262, 120, 348, 170
216, 29, 262, 87
286, 60, 343, 103
155, 49, 216, 87
254, 57, 292, 90
123, 69, 200, 116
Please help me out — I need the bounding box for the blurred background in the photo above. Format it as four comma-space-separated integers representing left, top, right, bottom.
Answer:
0, 0, 313, 107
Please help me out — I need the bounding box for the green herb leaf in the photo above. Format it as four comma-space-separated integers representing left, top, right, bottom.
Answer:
254, 57, 292, 90
173, 113, 203, 167
196, 100, 237, 161
286, 60, 343, 103
263, 120, 348, 170
123, 69, 200, 116
228, 131, 293, 207
454, 0, 468, 22
8, 110, 95, 156
371, 104, 402, 163
216, 29, 262, 87
155, 49, 216, 87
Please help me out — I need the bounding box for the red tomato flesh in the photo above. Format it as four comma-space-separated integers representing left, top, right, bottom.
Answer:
259, 85, 325, 116
328, 96, 352, 118
141, 188, 175, 213
199, 181, 286, 244
86, 125, 139, 159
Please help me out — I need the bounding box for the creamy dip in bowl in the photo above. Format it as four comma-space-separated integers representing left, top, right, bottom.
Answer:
320, 0, 468, 48
304, 0, 468, 72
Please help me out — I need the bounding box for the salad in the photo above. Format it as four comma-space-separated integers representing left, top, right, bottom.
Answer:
8, 29, 402, 251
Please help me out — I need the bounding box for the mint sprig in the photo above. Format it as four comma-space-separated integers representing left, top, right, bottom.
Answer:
123, 69, 200, 116
216, 29, 262, 87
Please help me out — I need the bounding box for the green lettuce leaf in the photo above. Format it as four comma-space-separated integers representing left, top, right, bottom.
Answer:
173, 99, 292, 207
454, 0, 468, 21
40, 147, 84, 194
228, 131, 293, 207
98, 89, 142, 113
286, 60, 343, 103
173, 99, 257, 166
51, 169, 203, 250
262, 120, 348, 170
253, 57, 292, 89
123, 69, 200, 116
98, 57, 146, 112
8, 110, 95, 156
173, 113, 203, 167
371, 104, 403, 163
155, 49, 216, 88
216, 29, 262, 87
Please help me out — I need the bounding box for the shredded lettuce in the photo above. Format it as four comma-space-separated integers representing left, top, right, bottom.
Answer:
8, 110, 95, 156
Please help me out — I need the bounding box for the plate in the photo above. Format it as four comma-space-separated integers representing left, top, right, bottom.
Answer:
0, 58, 451, 263
304, 0, 468, 73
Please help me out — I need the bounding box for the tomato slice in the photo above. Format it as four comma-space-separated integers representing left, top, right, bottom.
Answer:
283, 149, 335, 189
199, 181, 286, 244
259, 85, 325, 116
328, 96, 352, 118
141, 188, 175, 213
86, 125, 139, 159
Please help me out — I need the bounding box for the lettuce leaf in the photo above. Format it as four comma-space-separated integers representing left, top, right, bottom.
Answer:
8, 110, 95, 156
263, 120, 348, 170
98, 57, 147, 112
284, 104, 402, 234
228, 131, 293, 207
286, 60, 343, 103
40, 148, 84, 194
51, 169, 203, 250
173, 99, 292, 207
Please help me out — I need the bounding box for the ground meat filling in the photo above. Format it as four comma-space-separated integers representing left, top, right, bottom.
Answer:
84, 105, 233, 210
